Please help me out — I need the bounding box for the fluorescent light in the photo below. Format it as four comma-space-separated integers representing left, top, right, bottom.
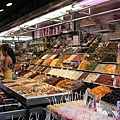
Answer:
6, 2, 12, 7
73, 0, 109, 8
0, 9, 4, 12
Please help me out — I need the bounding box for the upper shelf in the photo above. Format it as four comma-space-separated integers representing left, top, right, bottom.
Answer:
95, 29, 114, 33
109, 38, 120, 41
80, 24, 96, 28
108, 19, 120, 24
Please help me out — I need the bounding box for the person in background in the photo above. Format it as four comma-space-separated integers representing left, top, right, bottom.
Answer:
1, 44, 16, 79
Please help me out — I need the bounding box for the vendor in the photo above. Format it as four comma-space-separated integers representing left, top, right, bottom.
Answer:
1, 44, 16, 79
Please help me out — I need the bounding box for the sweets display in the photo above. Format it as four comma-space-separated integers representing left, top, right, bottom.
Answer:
26, 65, 34, 70
91, 86, 112, 100
50, 59, 59, 66
86, 62, 98, 71
71, 71, 82, 80
72, 54, 83, 61
95, 75, 114, 86
27, 73, 40, 79
23, 72, 34, 78
78, 72, 89, 80
94, 64, 108, 72
34, 59, 43, 64
63, 55, 76, 62
102, 54, 117, 62
61, 80, 83, 91
84, 73, 99, 83
62, 70, 75, 78
85, 53, 105, 61
77, 60, 90, 70
56, 79, 71, 88
100, 42, 118, 53
3, 78, 67, 97
33, 74, 52, 83
102, 88, 120, 105
104, 64, 116, 74
47, 100, 115, 120
44, 77, 63, 86
44, 68, 51, 74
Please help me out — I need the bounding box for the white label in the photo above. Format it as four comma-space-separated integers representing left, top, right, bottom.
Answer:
117, 101, 120, 118
61, 117, 67, 120
73, 35, 79, 45
0, 39, 2, 45
46, 108, 51, 120
52, 113, 58, 119
84, 88, 96, 110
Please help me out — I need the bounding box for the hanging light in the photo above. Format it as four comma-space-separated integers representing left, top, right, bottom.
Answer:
6, 2, 12, 7
0, 9, 4, 12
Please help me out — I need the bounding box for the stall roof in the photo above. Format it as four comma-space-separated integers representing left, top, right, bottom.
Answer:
0, 0, 74, 32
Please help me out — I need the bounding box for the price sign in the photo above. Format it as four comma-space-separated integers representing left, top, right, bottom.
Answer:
0, 39, 2, 45
61, 117, 67, 120
46, 108, 51, 120
117, 101, 120, 118
84, 88, 96, 110
52, 112, 58, 119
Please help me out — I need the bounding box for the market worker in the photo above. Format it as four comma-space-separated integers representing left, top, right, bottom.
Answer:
1, 44, 15, 79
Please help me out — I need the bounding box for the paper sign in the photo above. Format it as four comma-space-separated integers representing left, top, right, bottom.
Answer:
52, 112, 58, 119
117, 101, 120, 118
73, 35, 79, 45
0, 39, 2, 45
84, 88, 96, 110
46, 108, 51, 120
61, 117, 67, 120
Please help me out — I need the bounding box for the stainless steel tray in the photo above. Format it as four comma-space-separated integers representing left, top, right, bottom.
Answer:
0, 83, 69, 106
0, 108, 26, 120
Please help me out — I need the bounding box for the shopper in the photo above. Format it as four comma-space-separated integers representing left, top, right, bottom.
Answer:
1, 44, 16, 79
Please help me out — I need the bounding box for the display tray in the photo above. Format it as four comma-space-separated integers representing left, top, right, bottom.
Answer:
0, 83, 70, 106
0, 108, 26, 120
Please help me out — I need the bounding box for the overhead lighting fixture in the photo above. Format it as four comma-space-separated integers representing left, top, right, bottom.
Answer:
6, 2, 12, 7
0, 9, 4, 12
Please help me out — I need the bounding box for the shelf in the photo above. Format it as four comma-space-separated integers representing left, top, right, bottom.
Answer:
95, 29, 114, 33
109, 38, 120, 41
93, 82, 119, 88
98, 61, 117, 64
108, 19, 120, 24
28, 64, 120, 76
80, 24, 96, 28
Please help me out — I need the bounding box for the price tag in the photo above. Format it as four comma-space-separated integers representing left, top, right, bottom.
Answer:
52, 113, 58, 119
84, 88, 96, 110
61, 117, 67, 120
117, 101, 120, 118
